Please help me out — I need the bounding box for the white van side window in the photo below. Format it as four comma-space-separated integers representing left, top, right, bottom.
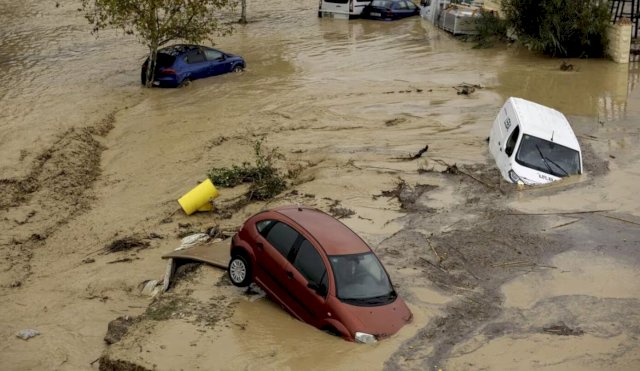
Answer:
505, 126, 519, 157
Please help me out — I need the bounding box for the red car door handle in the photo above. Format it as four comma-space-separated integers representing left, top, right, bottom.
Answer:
256, 242, 264, 250
286, 271, 293, 279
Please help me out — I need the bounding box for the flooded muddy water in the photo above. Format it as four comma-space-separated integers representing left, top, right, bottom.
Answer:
1, 0, 640, 370
107, 269, 433, 371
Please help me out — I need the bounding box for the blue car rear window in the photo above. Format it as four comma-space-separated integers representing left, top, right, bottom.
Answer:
156, 53, 176, 67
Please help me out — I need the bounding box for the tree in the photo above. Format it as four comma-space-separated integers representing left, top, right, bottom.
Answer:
502, 0, 610, 57
239, 0, 247, 24
81, 0, 238, 87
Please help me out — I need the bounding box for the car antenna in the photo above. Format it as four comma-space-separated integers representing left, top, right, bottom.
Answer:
551, 130, 555, 142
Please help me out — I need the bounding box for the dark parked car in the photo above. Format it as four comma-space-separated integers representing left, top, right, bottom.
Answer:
362, 0, 420, 20
141, 44, 245, 87
228, 205, 412, 343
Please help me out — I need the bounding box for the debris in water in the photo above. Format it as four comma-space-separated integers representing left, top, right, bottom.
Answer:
176, 233, 210, 251
172, 262, 202, 282
16, 329, 40, 340
107, 257, 135, 264
411, 145, 429, 159
140, 279, 162, 297
443, 164, 460, 175
454, 83, 483, 95
385, 117, 407, 127
104, 316, 137, 345
543, 322, 584, 336
560, 61, 574, 71
328, 200, 356, 219
378, 178, 437, 210
392, 145, 429, 161
206, 225, 220, 238
104, 237, 149, 253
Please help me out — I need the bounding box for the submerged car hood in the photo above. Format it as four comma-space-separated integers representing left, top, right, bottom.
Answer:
344, 297, 412, 338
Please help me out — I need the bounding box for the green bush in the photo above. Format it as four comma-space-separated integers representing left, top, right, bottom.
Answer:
208, 140, 287, 201
471, 10, 509, 48
503, 0, 610, 57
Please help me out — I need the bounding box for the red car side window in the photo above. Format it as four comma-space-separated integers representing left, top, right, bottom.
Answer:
256, 220, 274, 236
293, 240, 326, 286
265, 222, 299, 258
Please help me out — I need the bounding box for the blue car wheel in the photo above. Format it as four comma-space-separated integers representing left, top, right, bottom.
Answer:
179, 77, 191, 87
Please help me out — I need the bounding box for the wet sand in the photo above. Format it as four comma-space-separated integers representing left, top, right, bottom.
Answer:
1, 0, 640, 370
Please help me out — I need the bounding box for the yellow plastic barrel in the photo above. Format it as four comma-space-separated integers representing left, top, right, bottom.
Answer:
178, 179, 219, 215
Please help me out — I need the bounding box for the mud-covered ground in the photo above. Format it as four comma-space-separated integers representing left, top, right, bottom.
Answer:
1, 0, 640, 370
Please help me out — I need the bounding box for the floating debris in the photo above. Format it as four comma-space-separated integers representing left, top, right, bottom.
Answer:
16, 329, 40, 340
543, 322, 584, 336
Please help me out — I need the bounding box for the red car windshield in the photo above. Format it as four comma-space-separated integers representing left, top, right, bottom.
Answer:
329, 252, 396, 306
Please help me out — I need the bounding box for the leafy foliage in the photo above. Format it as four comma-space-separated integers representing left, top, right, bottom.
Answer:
208, 140, 287, 201
80, 0, 237, 86
502, 0, 610, 57
470, 10, 509, 48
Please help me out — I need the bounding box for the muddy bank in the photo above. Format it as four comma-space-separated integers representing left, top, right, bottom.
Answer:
0, 112, 116, 288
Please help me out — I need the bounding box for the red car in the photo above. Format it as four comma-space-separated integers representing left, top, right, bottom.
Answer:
228, 205, 412, 343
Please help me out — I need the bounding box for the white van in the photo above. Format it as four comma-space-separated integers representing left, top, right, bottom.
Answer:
318, 0, 373, 19
489, 97, 583, 185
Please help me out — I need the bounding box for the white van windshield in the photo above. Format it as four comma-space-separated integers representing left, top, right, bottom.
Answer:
516, 134, 581, 177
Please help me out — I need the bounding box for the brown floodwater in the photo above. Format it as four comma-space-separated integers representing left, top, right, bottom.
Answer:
1, 0, 640, 370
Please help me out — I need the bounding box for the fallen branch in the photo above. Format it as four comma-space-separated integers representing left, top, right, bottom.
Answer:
107, 257, 134, 264
412, 145, 429, 159
392, 145, 430, 161
598, 214, 640, 226
550, 218, 582, 229
431, 159, 505, 194
427, 239, 443, 263
459, 168, 505, 195
491, 260, 531, 268
438, 283, 477, 293
419, 257, 447, 273
491, 260, 557, 269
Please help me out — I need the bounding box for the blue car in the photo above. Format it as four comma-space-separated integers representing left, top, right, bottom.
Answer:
362, 0, 420, 20
141, 44, 246, 87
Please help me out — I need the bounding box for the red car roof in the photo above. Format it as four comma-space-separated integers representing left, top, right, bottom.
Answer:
272, 206, 371, 256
